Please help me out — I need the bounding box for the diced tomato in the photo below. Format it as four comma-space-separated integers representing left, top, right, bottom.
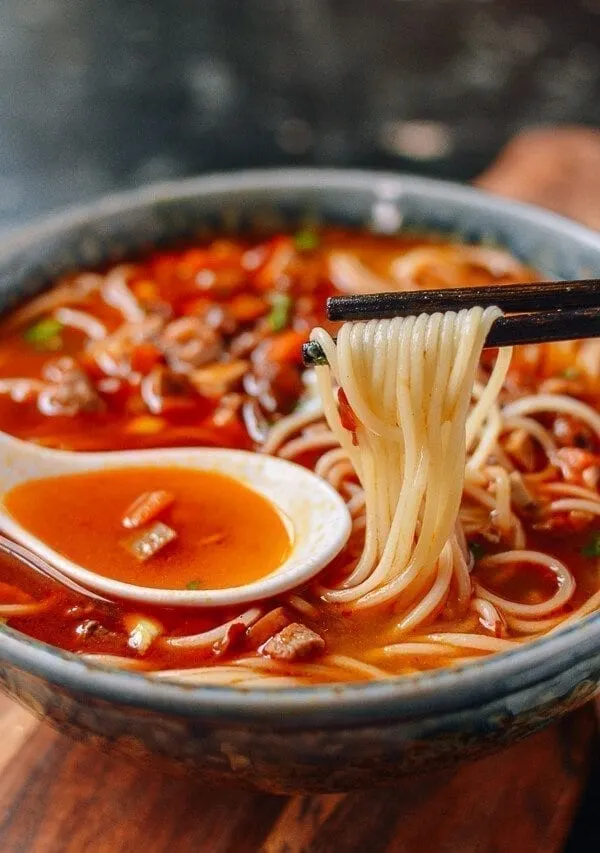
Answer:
78, 351, 107, 381
337, 389, 357, 432
98, 377, 131, 409
178, 296, 213, 317
252, 237, 296, 290
205, 240, 245, 270
148, 253, 182, 285
196, 268, 246, 297
199, 415, 251, 449
338, 388, 358, 444
175, 249, 210, 279
264, 330, 309, 365
121, 490, 175, 529
261, 362, 304, 414
125, 415, 168, 436
0, 582, 33, 604
245, 607, 290, 649
227, 294, 267, 323
131, 344, 163, 375
131, 279, 159, 302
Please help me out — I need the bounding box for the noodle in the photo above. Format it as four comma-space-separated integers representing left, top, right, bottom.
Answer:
502, 393, 600, 436
310, 308, 507, 614
100, 266, 145, 322
162, 608, 263, 650
415, 632, 519, 652
54, 308, 108, 340
545, 499, 600, 516
261, 407, 325, 455
277, 431, 340, 460
473, 551, 575, 618
0, 600, 52, 617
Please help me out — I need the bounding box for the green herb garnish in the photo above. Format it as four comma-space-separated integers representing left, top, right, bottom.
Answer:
561, 367, 580, 380
581, 533, 600, 558
186, 580, 203, 590
469, 542, 486, 562
267, 293, 293, 332
294, 229, 320, 252
24, 317, 63, 350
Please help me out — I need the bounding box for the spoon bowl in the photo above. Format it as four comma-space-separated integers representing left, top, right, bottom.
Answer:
0, 431, 351, 607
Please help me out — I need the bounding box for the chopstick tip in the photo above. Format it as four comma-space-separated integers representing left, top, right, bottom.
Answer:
302, 340, 328, 367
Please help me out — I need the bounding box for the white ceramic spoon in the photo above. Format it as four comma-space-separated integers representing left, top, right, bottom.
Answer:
0, 431, 351, 608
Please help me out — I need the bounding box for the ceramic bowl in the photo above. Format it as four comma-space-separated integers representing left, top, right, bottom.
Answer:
1, 170, 600, 793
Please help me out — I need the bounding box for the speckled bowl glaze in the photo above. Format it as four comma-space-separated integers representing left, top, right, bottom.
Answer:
1, 170, 600, 794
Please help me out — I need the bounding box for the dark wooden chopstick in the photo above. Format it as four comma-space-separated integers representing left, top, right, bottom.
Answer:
485, 307, 600, 347
326, 279, 600, 322
302, 306, 600, 366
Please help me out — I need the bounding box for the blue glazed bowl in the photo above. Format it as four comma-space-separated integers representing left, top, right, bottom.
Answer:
1, 170, 600, 793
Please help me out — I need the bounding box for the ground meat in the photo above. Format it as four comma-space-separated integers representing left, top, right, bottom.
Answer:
211, 392, 244, 428
75, 619, 105, 639
139, 366, 196, 414
38, 357, 101, 416
202, 305, 238, 335
87, 316, 165, 378
160, 317, 222, 373
504, 428, 537, 472
554, 447, 600, 485
534, 510, 595, 535
229, 329, 267, 359
552, 415, 597, 451
261, 622, 325, 662
189, 360, 249, 398
245, 361, 304, 414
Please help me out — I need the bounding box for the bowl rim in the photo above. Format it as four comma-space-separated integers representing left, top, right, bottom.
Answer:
1, 166, 600, 726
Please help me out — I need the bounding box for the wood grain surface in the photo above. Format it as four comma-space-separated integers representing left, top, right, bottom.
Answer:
2, 127, 600, 852
0, 694, 596, 853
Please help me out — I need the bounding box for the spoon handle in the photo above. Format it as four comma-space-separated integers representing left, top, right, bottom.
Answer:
0, 534, 113, 605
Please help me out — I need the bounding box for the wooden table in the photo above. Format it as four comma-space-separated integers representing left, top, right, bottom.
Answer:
0, 694, 597, 853
2, 128, 600, 852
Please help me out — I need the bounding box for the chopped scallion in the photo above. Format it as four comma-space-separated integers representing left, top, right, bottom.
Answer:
294, 229, 320, 252
581, 533, 600, 558
267, 293, 293, 332
186, 579, 203, 590
23, 317, 63, 350
561, 367, 580, 380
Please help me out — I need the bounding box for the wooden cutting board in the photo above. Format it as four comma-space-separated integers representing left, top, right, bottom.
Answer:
1, 127, 600, 852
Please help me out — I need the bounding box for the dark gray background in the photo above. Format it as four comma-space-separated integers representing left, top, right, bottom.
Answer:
1, 0, 600, 231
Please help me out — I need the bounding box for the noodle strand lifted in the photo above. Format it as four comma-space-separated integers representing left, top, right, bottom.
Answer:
311, 308, 509, 623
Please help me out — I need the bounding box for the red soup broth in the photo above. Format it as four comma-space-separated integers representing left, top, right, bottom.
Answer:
4, 467, 291, 591
0, 227, 597, 682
